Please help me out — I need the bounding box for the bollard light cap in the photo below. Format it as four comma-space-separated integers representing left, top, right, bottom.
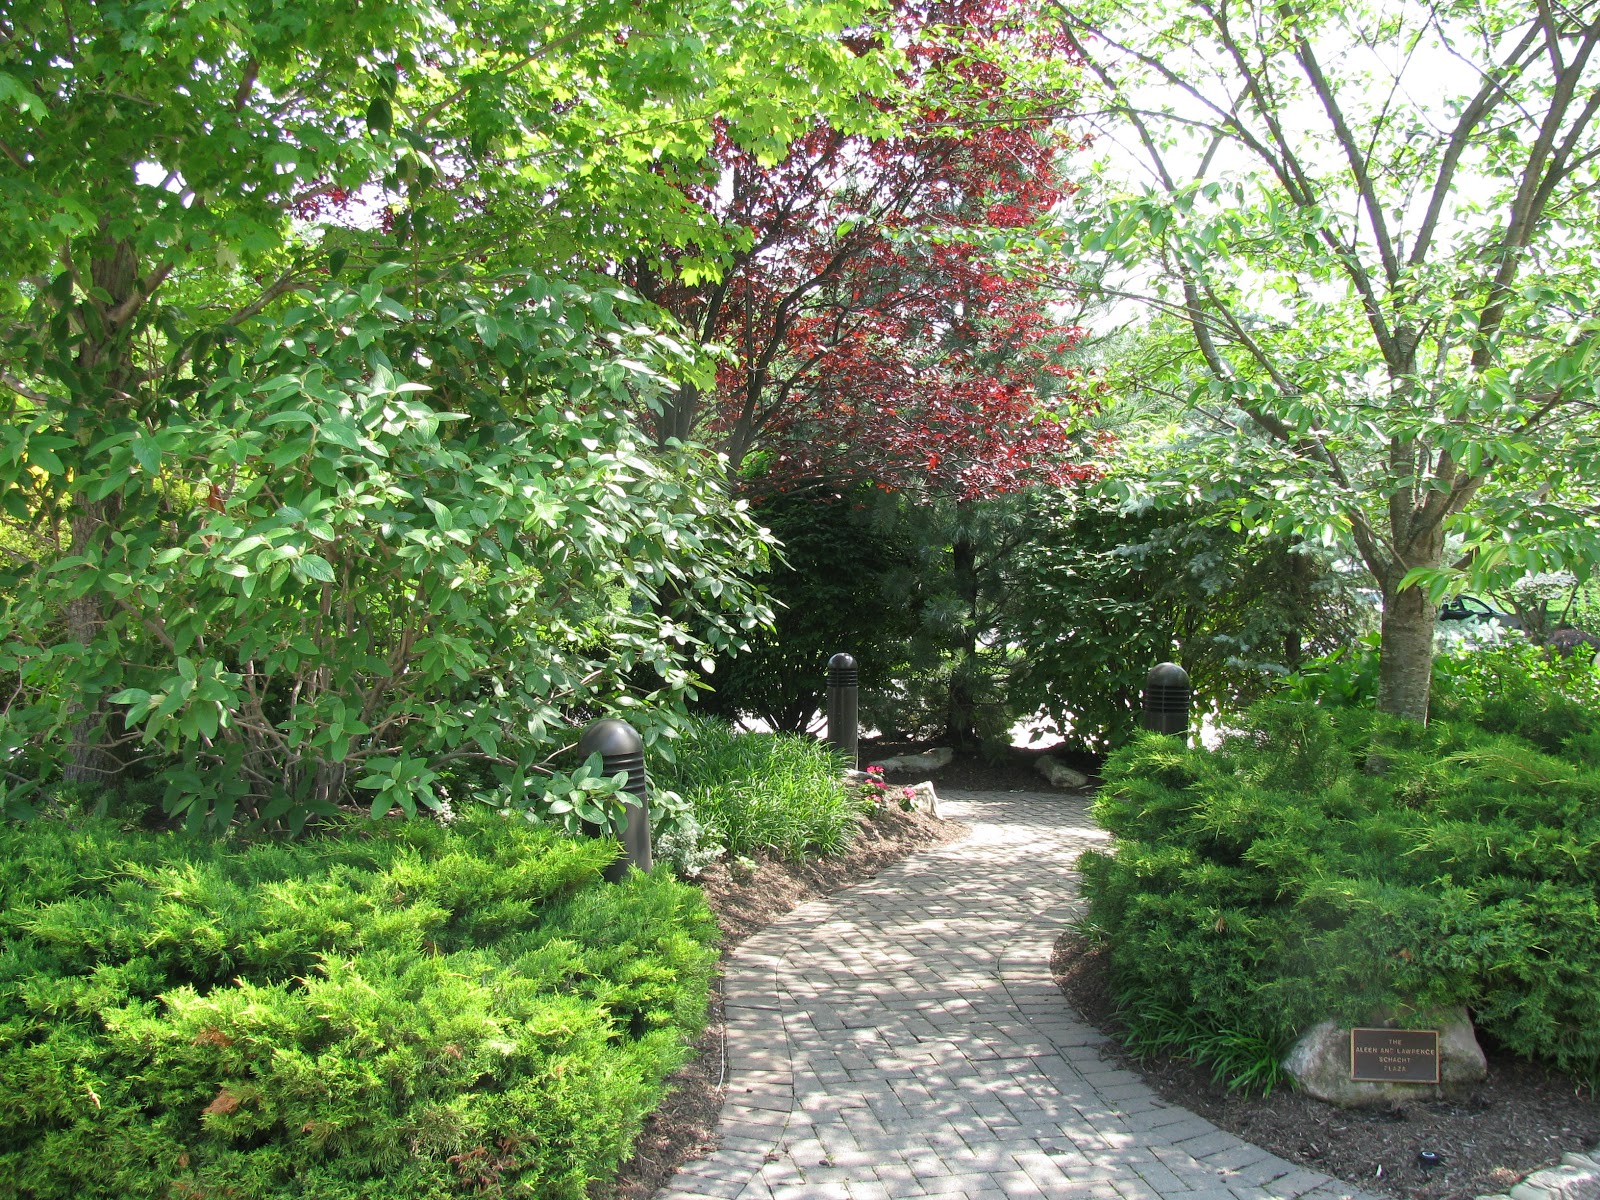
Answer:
1146, 662, 1190, 688
577, 717, 644, 758
828, 652, 858, 670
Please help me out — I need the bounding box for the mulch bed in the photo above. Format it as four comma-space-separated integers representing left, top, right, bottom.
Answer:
1052, 929, 1600, 1200
597, 802, 967, 1199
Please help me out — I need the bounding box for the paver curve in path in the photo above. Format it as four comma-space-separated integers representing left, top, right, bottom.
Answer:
658, 788, 1387, 1200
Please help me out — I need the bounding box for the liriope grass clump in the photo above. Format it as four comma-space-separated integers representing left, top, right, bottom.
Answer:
1081, 693, 1600, 1092
657, 719, 865, 860
0, 813, 717, 1199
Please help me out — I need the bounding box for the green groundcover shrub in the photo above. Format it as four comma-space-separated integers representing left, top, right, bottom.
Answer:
0, 813, 717, 1199
1082, 662, 1600, 1092
656, 719, 865, 861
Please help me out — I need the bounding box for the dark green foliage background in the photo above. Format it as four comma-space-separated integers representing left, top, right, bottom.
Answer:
1082, 655, 1600, 1090
0, 814, 717, 1198
698, 488, 923, 734
1000, 491, 1361, 753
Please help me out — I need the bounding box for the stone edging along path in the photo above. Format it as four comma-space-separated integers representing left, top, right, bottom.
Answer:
658, 788, 1388, 1200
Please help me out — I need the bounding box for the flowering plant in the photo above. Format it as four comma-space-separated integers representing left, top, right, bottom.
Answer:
856, 765, 918, 812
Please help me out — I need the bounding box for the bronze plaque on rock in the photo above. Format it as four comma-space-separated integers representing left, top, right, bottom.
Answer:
1350, 1028, 1440, 1083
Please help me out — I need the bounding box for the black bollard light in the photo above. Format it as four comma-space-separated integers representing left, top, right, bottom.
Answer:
826, 652, 860, 769
577, 718, 652, 882
1141, 662, 1191, 738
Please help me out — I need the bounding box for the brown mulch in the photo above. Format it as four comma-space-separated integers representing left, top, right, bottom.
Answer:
597, 802, 967, 1200
1052, 929, 1600, 1200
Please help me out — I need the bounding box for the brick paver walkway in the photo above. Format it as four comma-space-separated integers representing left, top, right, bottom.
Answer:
659, 788, 1383, 1200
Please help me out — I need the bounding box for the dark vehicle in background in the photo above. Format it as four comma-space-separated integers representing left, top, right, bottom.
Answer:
1438, 595, 1520, 626
1438, 595, 1599, 661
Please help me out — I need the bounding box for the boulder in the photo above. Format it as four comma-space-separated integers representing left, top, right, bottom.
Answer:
869, 747, 953, 773
1510, 1164, 1600, 1200
1282, 1008, 1486, 1107
1036, 754, 1089, 790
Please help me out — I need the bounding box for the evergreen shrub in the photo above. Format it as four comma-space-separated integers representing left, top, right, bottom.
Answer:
0, 813, 717, 1198
1081, 683, 1600, 1091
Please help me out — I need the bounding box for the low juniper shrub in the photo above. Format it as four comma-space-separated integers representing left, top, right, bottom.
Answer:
1081, 676, 1600, 1092
0, 812, 717, 1198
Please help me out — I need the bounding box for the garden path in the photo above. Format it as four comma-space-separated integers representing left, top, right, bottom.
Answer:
657, 787, 1386, 1200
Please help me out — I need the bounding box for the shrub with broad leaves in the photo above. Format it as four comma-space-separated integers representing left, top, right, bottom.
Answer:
0, 269, 772, 830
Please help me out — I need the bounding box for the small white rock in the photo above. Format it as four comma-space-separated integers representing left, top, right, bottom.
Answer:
906, 781, 940, 817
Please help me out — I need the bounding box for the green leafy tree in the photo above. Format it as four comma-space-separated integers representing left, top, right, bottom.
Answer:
1051, 0, 1600, 722
0, 270, 772, 826
0, 0, 897, 816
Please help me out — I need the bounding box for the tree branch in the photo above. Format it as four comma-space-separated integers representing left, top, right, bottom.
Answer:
2, 372, 55, 405
1292, 33, 1401, 289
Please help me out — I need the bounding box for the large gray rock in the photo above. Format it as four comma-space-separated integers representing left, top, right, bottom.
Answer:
1511, 1163, 1600, 1200
1475, 1153, 1600, 1200
1282, 1008, 1486, 1107
869, 747, 953, 773
1036, 754, 1089, 790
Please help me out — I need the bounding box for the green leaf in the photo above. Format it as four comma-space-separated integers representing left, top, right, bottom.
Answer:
295, 554, 336, 583
26, 446, 65, 475
132, 434, 163, 475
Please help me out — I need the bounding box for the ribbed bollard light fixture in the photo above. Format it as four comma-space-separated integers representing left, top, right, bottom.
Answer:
576, 717, 652, 881
826, 652, 860, 769
1140, 662, 1192, 739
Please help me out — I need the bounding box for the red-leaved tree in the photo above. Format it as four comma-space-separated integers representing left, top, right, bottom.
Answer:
625, 0, 1105, 745
627, 0, 1098, 499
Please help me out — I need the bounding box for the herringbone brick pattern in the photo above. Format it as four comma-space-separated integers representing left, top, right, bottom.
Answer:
658, 789, 1382, 1200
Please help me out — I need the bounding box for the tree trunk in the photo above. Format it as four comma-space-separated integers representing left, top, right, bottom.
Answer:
60, 232, 143, 789
61, 508, 118, 788
943, 525, 981, 749
653, 381, 701, 450
1375, 575, 1436, 725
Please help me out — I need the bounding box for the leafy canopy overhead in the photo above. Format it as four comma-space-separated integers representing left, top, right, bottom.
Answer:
1051, 0, 1600, 720
627, 0, 1098, 499
0, 0, 901, 296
